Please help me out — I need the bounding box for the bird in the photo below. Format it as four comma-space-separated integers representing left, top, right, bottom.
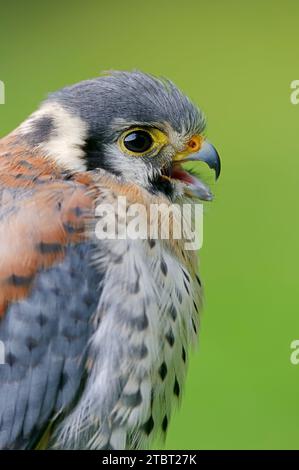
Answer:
0, 71, 220, 450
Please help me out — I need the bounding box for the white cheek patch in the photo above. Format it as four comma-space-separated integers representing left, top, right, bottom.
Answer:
103, 144, 153, 187
17, 102, 88, 172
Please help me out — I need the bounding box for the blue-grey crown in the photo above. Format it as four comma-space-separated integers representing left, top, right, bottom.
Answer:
46, 71, 206, 141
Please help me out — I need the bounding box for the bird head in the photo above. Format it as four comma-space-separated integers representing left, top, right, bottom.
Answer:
18, 71, 221, 201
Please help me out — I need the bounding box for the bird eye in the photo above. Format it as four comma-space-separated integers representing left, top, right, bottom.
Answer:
123, 130, 153, 154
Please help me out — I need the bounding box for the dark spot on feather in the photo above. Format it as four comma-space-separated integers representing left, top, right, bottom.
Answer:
183, 279, 190, 295
26, 337, 38, 351
193, 300, 198, 313
72, 206, 84, 217
176, 288, 183, 304
148, 239, 156, 249
192, 318, 198, 334
71, 310, 83, 322
150, 388, 154, 408
162, 415, 168, 432
174, 377, 180, 397
7, 274, 33, 287
169, 305, 177, 321
133, 311, 149, 331
122, 390, 142, 407
112, 254, 123, 264
165, 329, 175, 347
143, 415, 154, 435
36, 241, 62, 254
182, 346, 186, 363
6, 352, 16, 367
18, 160, 33, 169
195, 274, 201, 286
70, 269, 77, 279
51, 286, 60, 296
59, 372, 69, 389
35, 177, 49, 185
18, 174, 40, 183
2, 152, 11, 158
131, 268, 140, 293
83, 293, 94, 307
159, 362, 168, 381
182, 269, 190, 282
37, 314, 48, 327
131, 276, 140, 294
63, 223, 78, 234
160, 258, 168, 276
132, 343, 148, 359
62, 330, 77, 342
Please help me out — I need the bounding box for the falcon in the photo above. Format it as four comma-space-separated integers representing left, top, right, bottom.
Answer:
0, 71, 220, 450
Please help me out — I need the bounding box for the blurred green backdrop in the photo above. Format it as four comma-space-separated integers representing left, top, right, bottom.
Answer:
1, 0, 299, 450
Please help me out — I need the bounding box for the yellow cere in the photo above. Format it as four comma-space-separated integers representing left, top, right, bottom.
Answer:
173, 134, 203, 162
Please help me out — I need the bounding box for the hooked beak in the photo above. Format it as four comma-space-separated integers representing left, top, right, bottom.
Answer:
170, 140, 221, 201
184, 141, 221, 180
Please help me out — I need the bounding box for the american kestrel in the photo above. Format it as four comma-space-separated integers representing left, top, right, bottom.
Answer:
0, 71, 220, 449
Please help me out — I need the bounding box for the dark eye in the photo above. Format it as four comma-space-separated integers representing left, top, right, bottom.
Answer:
123, 130, 153, 153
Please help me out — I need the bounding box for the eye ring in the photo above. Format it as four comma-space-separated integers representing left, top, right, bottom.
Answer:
123, 130, 153, 153
118, 127, 169, 157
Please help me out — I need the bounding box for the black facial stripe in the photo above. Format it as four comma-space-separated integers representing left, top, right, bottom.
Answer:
83, 137, 121, 175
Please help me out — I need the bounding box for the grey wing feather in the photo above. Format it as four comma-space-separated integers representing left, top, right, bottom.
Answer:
0, 243, 103, 449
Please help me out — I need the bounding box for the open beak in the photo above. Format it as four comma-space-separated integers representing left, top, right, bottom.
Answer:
170, 140, 221, 201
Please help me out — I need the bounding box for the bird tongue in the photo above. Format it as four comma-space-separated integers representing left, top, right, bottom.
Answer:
170, 166, 194, 184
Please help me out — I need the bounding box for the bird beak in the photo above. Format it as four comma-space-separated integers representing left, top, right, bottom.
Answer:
170, 139, 221, 201
183, 141, 221, 180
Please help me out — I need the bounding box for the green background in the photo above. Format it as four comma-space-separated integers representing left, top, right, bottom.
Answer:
0, 0, 298, 450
